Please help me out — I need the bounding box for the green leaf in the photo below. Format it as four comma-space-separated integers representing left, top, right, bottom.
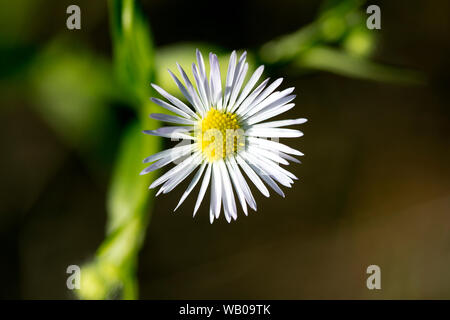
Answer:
109, 0, 154, 105
259, 0, 370, 65
259, 23, 320, 64
77, 0, 159, 300
78, 115, 160, 300
295, 46, 425, 85
106, 118, 160, 236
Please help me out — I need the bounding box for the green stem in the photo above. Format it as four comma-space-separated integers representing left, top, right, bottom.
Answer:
77, 0, 160, 300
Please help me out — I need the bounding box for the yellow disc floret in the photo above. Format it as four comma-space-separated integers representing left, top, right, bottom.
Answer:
197, 108, 244, 162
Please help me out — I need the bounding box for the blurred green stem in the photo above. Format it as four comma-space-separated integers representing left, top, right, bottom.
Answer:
258, 0, 423, 84
296, 46, 425, 84
77, 0, 160, 300
259, 0, 365, 64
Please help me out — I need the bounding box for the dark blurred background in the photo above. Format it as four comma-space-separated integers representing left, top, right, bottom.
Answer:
1, 0, 450, 299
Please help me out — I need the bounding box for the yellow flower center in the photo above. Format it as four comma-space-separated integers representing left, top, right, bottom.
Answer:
197, 108, 244, 162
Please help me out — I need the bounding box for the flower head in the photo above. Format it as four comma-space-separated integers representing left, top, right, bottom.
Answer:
142, 49, 307, 223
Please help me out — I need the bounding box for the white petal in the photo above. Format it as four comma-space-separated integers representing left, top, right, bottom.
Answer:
166, 70, 201, 119
246, 159, 285, 197
149, 153, 200, 188
176, 62, 205, 115
150, 97, 193, 119
209, 208, 215, 224
150, 113, 197, 125
159, 159, 200, 194
141, 147, 195, 175
250, 152, 298, 182
143, 129, 195, 140
227, 63, 248, 112
143, 143, 193, 164
246, 94, 296, 121
210, 163, 222, 220
193, 163, 212, 216
243, 89, 295, 119
243, 78, 283, 114
223, 201, 232, 223
242, 152, 293, 188
174, 162, 207, 211
196, 49, 207, 81
236, 154, 270, 197
225, 159, 248, 215
246, 127, 303, 138
223, 51, 237, 109
248, 136, 303, 156
234, 78, 270, 116
246, 103, 295, 125
225, 51, 247, 111
278, 152, 301, 164
209, 53, 223, 109
259, 173, 285, 197
144, 126, 192, 134
248, 145, 289, 165
192, 63, 210, 110
229, 65, 264, 113
228, 156, 257, 211
252, 118, 307, 128
151, 83, 197, 118
219, 160, 237, 221
196, 49, 211, 106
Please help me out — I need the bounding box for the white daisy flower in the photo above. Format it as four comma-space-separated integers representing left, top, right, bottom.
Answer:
141, 49, 307, 223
